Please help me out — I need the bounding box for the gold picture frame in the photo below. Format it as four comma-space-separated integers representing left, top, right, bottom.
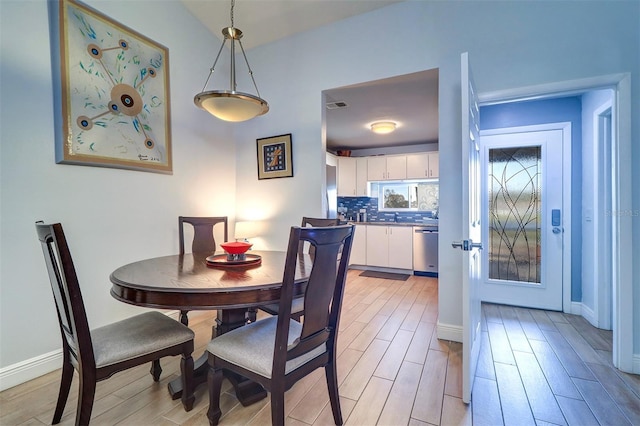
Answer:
257, 134, 293, 180
50, 0, 172, 174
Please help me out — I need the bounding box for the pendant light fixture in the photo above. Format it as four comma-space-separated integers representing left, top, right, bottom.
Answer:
194, 0, 268, 122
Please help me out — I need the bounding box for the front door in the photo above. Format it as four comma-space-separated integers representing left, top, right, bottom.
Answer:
480, 127, 565, 311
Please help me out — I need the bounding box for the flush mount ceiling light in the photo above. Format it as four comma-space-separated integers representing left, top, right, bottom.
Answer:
370, 121, 397, 134
194, 0, 268, 122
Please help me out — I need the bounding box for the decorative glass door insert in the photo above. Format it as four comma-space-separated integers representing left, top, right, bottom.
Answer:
488, 146, 541, 284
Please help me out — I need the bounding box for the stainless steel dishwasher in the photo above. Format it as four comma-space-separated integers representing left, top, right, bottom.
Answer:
413, 225, 438, 276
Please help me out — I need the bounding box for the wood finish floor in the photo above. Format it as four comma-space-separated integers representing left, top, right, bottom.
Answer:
1, 270, 639, 425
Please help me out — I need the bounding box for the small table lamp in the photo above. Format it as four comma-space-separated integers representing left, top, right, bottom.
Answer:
234, 221, 256, 242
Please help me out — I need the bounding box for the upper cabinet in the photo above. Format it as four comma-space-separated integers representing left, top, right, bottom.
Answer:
337, 157, 368, 196
386, 156, 407, 180
355, 157, 368, 195
337, 157, 356, 196
427, 152, 439, 178
338, 152, 439, 196
367, 155, 407, 181
406, 152, 439, 179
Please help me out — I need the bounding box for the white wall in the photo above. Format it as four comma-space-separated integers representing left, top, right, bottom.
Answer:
0, 0, 236, 379
1, 0, 639, 386
232, 1, 639, 345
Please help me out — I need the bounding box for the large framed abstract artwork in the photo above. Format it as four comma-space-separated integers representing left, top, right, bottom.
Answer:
49, 0, 172, 173
256, 134, 293, 180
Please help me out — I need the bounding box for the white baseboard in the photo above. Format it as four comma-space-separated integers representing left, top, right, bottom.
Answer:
0, 310, 183, 392
0, 349, 62, 392
570, 301, 583, 316
581, 304, 597, 327
634, 354, 640, 375
570, 301, 597, 327
436, 321, 463, 343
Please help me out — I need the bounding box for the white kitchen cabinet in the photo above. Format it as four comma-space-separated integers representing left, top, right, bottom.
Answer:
387, 226, 413, 269
386, 155, 407, 180
338, 157, 368, 196
337, 157, 356, 196
366, 225, 413, 269
365, 225, 387, 266
350, 224, 367, 265
406, 153, 428, 178
406, 152, 439, 179
367, 156, 386, 181
427, 152, 439, 178
367, 155, 407, 181
356, 157, 368, 196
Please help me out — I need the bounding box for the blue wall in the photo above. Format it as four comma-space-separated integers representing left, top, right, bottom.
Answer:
480, 97, 582, 302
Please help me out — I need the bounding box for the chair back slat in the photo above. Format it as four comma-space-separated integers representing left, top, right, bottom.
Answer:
179, 216, 228, 255
299, 217, 340, 257
275, 225, 354, 367
35, 222, 95, 369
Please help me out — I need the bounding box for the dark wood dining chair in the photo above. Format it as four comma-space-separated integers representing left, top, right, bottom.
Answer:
258, 217, 341, 321
178, 216, 228, 325
35, 222, 195, 426
206, 224, 354, 426
179, 216, 228, 255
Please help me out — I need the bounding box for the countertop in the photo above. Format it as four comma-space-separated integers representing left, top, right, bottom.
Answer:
347, 220, 438, 228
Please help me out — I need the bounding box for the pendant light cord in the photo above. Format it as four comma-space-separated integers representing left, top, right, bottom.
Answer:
198, 0, 264, 100
230, 0, 235, 28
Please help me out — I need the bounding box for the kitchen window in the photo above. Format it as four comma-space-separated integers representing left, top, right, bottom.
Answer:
371, 180, 439, 212
382, 183, 417, 209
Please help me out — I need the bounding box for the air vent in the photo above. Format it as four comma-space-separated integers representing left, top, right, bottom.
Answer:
326, 101, 348, 110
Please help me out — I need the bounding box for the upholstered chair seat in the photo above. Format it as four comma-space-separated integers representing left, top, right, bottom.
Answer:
255, 295, 305, 323
207, 316, 325, 378
92, 312, 194, 368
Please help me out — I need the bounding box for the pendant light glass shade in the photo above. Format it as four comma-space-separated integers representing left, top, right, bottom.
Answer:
195, 91, 268, 122
194, 1, 268, 122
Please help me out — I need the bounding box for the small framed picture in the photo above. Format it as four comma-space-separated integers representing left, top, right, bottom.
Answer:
256, 134, 293, 180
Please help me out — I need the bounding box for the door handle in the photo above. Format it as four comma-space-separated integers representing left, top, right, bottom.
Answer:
552, 227, 562, 234
452, 239, 483, 251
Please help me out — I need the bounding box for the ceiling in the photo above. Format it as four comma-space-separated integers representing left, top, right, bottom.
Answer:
180, 0, 403, 50
181, 0, 438, 151
324, 69, 438, 151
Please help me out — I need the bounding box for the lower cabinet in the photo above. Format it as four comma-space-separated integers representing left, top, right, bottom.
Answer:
365, 225, 413, 270
350, 224, 367, 265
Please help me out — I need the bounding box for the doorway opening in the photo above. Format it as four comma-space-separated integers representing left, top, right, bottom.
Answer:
479, 124, 570, 312
477, 73, 633, 373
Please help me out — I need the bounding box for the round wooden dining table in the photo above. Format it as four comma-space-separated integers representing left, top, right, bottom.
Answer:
110, 250, 312, 406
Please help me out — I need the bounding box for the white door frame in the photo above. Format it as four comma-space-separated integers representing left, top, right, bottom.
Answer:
478, 73, 633, 373
480, 123, 571, 312
593, 101, 613, 330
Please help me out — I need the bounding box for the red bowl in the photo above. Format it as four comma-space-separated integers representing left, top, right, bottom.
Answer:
220, 241, 252, 254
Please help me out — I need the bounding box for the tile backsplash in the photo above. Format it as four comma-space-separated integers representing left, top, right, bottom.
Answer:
337, 196, 437, 223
